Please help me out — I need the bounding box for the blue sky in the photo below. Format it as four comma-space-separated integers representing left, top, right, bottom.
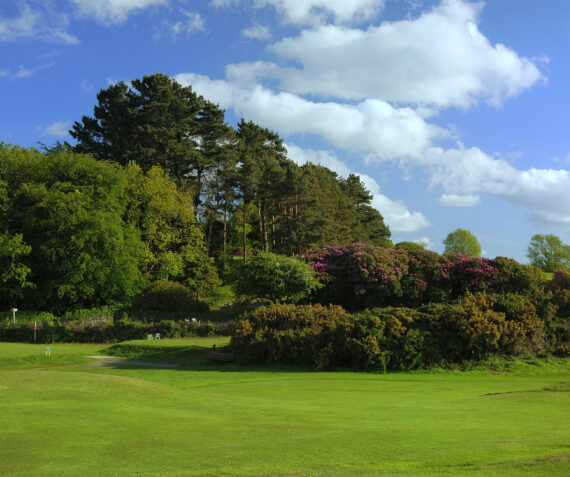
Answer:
1, 0, 569, 262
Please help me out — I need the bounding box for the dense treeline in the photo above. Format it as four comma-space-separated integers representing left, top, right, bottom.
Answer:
0, 145, 216, 312
1, 74, 390, 312
71, 73, 391, 258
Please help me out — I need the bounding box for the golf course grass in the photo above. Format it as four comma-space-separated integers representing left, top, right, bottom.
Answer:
0, 339, 568, 476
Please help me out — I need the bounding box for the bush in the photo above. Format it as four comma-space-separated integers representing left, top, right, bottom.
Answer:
0, 309, 56, 325
235, 252, 321, 303
232, 304, 354, 368
304, 243, 551, 311
133, 281, 208, 313
0, 317, 234, 343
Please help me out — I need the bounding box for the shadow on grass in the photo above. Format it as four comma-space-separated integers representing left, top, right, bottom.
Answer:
102, 342, 316, 374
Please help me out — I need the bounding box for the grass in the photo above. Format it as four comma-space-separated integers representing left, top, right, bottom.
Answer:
0, 339, 569, 476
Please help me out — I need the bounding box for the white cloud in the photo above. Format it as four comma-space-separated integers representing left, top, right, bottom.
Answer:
15, 62, 55, 78
371, 194, 430, 232
39, 120, 71, 137
0, 69, 8, 77
437, 194, 481, 207
285, 143, 429, 232
262, 0, 543, 107
257, 0, 385, 25
0, 3, 78, 44
71, 0, 168, 25
286, 143, 352, 177
423, 145, 570, 226
175, 73, 445, 160
170, 11, 205, 36
176, 0, 563, 230
176, 71, 570, 228
242, 24, 271, 40
212, 0, 384, 25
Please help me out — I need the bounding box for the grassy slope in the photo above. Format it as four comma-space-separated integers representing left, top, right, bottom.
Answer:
0, 339, 568, 476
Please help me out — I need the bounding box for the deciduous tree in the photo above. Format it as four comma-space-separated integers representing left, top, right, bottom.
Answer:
443, 228, 482, 257
527, 234, 570, 272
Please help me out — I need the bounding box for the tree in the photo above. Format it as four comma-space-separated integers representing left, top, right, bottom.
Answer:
236, 119, 287, 258
70, 73, 205, 184
0, 145, 145, 311
123, 164, 208, 284
527, 234, 570, 272
443, 228, 482, 257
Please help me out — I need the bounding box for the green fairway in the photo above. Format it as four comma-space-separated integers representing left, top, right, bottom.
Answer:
0, 339, 569, 476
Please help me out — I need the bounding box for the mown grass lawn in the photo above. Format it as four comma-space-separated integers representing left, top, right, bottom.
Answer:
0, 339, 568, 476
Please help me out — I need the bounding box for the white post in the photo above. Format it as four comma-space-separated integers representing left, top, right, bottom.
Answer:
11, 308, 17, 324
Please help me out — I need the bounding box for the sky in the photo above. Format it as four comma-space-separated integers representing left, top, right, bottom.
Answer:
1, 0, 569, 262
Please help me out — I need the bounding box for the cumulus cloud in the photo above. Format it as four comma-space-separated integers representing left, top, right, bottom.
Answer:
0, 3, 78, 44
212, 0, 384, 25
260, 0, 543, 107
71, 0, 167, 25
371, 194, 430, 232
422, 145, 570, 226
285, 143, 352, 177
175, 73, 445, 160
175, 67, 570, 227
177, 0, 563, 230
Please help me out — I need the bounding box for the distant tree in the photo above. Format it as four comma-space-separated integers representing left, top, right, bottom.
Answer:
527, 234, 570, 272
443, 228, 482, 257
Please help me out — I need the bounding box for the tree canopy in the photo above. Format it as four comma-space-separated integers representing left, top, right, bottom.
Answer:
0, 144, 212, 311
70, 73, 392, 259
443, 228, 482, 257
527, 234, 570, 272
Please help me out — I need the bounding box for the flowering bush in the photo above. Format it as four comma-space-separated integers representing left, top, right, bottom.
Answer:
305, 243, 549, 310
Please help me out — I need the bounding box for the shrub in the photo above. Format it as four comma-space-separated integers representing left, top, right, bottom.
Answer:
235, 252, 321, 303
232, 304, 354, 368
305, 243, 553, 311
133, 281, 207, 313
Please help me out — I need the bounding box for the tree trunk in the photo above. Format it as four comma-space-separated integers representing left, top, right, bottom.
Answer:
223, 201, 228, 254
243, 198, 247, 261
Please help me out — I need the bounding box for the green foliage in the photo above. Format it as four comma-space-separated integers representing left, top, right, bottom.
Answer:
0, 144, 145, 312
69, 74, 392, 259
305, 243, 551, 311
395, 241, 426, 251
235, 252, 321, 303
232, 287, 568, 371
0, 144, 219, 312
443, 228, 482, 257
0, 318, 232, 343
133, 281, 204, 313
231, 304, 354, 368
527, 233, 570, 272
